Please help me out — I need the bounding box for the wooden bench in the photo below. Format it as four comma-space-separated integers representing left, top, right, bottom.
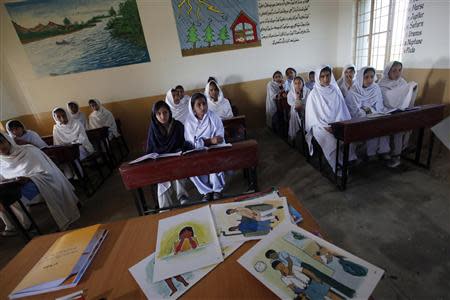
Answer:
330, 104, 446, 189
119, 140, 259, 215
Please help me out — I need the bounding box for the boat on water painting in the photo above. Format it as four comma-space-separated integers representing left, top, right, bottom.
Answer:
4, 0, 150, 77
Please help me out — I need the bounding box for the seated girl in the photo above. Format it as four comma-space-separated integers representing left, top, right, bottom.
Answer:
379, 61, 418, 167
204, 80, 233, 119
175, 85, 190, 101
305, 65, 357, 175
337, 64, 356, 98
146, 100, 189, 208
165, 88, 189, 124
52, 107, 94, 160
88, 99, 119, 139
345, 67, 390, 159
305, 70, 316, 90
6, 120, 48, 149
173, 226, 199, 255
284, 67, 297, 91
0, 132, 80, 235
287, 76, 310, 142
184, 93, 226, 201
67, 101, 88, 128
266, 71, 285, 128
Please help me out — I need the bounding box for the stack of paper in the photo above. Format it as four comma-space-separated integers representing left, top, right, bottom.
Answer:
129, 191, 297, 299
9, 224, 108, 299
238, 223, 384, 299
130, 190, 383, 299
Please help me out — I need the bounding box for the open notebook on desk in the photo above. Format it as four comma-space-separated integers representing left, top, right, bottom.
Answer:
129, 143, 232, 165
366, 106, 421, 118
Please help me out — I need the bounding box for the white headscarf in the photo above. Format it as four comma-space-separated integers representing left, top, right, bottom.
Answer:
266, 74, 284, 127
378, 61, 418, 109
165, 89, 190, 124
287, 76, 310, 107
287, 77, 310, 139
337, 64, 356, 98
88, 99, 119, 138
204, 81, 233, 119
52, 107, 94, 154
0, 132, 80, 230
184, 93, 225, 149
67, 101, 87, 129
305, 65, 351, 138
345, 66, 385, 117
5, 120, 48, 149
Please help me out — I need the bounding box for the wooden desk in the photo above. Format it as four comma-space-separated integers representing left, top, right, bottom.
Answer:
119, 140, 259, 215
41, 135, 53, 146
0, 188, 323, 300
223, 115, 247, 143
330, 104, 446, 189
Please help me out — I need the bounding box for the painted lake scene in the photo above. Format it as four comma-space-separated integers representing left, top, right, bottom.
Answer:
5, 0, 150, 76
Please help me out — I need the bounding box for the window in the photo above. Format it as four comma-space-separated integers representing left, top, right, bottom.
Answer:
235, 22, 255, 42
354, 0, 409, 70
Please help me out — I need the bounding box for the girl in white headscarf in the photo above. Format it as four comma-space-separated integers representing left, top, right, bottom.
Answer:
52, 107, 94, 160
287, 76, 310, 141
67, 101, 88, 129
88, 99, 120, 139
6, 120, 48, 149
284, 67, 297, 91
184, 93, 226, 201
305, 65, 357, 174
337, 64, 356, 98
379, 61, 418, 167
0, 132, 80, 233
165, 88, 190, 124
266, 71, 285, 128
204, 81, 233, 119
345, 66, 390, 157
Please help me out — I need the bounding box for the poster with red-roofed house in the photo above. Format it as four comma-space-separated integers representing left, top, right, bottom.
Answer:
171, 0, 261, 57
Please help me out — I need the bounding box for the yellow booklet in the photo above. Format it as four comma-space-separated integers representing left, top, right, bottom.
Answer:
10, 224, 107, 299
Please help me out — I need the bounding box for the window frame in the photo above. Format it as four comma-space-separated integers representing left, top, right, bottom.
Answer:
353, 0, 404, 70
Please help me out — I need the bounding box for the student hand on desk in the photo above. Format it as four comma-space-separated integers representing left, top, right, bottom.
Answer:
207, 136, 223, 146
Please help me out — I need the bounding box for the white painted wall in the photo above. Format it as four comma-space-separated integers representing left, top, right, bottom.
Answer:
0, 0, 342, 119
1, 0, 448, 120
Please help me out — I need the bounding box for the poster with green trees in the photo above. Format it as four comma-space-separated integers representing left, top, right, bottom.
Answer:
171, 0, 261, 57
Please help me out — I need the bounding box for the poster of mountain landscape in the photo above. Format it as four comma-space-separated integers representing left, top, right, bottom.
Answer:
5, 0, 150, 76
171, 0, 261, 56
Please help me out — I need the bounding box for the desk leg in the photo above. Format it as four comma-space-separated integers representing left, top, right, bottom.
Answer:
426, 131, 435, 169
340, 143, 350, 190
247, 167, 258, 192
415, 128, 424, 164
132, 188, 148, 216
17, 199, 41, 235
335, 139, 340, 184
3, 204, 31, 241
151, 184, 160, 213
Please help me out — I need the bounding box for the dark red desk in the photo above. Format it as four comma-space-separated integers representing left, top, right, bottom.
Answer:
119, 140, 259, 215
330, 104, 446, 189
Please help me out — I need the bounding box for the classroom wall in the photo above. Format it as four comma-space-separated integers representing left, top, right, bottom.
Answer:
1, 0, 449, 150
